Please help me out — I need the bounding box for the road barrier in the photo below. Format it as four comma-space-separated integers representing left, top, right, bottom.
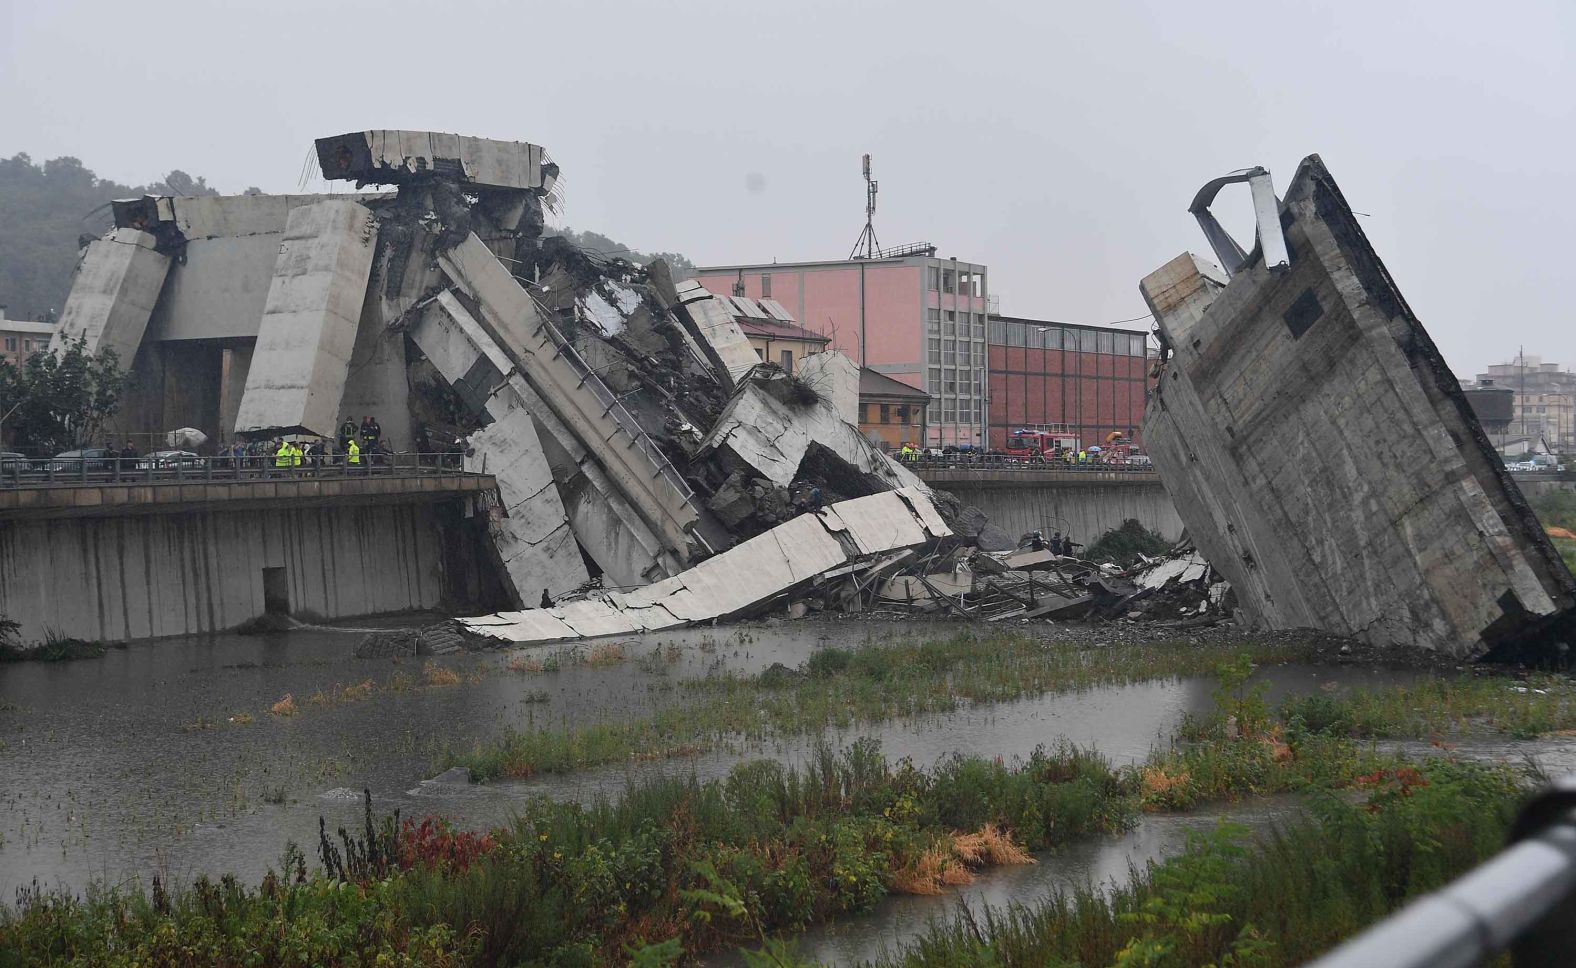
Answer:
0, 451, 471, 488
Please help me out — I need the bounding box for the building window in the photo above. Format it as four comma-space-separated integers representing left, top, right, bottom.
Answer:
971, 315, 984, 339
879, 404, 891, 424
1097, 331, 1115, 354
780, 349, 793, 372
943, 403, 956, 421
755, 347, 765, 360
896, 405, 910, 424
928, 338, 941, 363
942, 342, 955, 364
760, 274, 771, 298
1008, 323, 1026, 348
1080, 329, 1098, 353
1130, 334, 1147, 357
926, 309, 940, 335
23, 339, 33, 352
2, 337, 14, 352
988, 318, 1006, 343
944, 370, 957, 395
928, 367, 941, 393
942, 269, 955, 294
972, 273, 984, 298
943, 313, 956, 337
928, 267, 940, 291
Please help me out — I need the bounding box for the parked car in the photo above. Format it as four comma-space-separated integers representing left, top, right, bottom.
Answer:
137, 450, 206, 471
47, 447, 118, 474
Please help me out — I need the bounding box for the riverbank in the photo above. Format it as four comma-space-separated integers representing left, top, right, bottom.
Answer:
0, 648, 1543, 966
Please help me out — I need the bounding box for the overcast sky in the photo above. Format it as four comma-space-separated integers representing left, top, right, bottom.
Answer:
4, 0, 1571, 376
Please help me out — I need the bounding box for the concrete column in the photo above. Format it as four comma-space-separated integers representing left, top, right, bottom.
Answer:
51, 229, 171, 365
234, 200, 377, 436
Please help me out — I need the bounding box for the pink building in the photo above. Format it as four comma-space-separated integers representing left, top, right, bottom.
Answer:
696, 250, 990, 447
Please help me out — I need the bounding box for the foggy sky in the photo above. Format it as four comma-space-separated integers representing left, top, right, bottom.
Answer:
4, 0, 1571, 377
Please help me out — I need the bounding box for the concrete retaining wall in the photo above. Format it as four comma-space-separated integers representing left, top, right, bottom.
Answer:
0, 502, 447, 643
939, 479, 1182, 545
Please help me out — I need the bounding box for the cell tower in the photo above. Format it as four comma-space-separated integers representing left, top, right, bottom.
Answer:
848, 153, 880, 260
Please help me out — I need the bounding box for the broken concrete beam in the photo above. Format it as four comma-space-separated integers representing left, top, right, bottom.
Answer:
1141, 154, 1575, 659
673, 281, 763, 382
437, 234, 712, 561
797, 350, 860, 426
315, 131, 557, 195
697, 368, 931, 494
50, 228, 170, 364
459, 487, 950, 647
234, 200, 377, 436
463, 403, 591, 605
409, 288, 682, 585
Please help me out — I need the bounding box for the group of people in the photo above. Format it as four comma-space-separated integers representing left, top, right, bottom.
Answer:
216, 415, 386, 473
1021, 529, 1081, 557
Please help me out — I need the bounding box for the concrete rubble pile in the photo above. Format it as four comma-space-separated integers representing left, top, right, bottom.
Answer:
1139, 155, 1576, 660
847, 538, 1235, 628
54, 129, 974, 631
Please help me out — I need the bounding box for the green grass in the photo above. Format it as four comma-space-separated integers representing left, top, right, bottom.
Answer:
450, 632, 1325, 781
1555, 537, 1576, 577
850, 758, 1527, 968
1278, 673, 1576, 740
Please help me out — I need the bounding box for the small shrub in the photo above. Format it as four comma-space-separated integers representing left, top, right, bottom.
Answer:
270, 694, 297, 717
424, 662, 461, 687
585, 642, 627, 667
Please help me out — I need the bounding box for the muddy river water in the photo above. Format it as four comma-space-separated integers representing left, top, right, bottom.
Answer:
3, 617, 1570, 962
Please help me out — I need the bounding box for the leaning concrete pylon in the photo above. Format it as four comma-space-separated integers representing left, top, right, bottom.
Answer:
50, 228, 170, 364
1141, 155, 1575, 660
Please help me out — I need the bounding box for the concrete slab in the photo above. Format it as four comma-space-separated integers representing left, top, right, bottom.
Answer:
698, 371, 931, 493
460, 489, 952, 646
797, 350, 860, 425
465, 403, 591, 604
234, 200, 378, 436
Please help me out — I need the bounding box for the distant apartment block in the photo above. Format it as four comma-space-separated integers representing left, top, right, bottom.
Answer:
858, 367, 930, 450
1475, 355, 1576, 451
696, 248, 989, 447
0, 309, 55, 366
986, 314, 1151, 451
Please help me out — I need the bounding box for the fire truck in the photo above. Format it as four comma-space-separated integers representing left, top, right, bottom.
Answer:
1003, 428, 1080, 462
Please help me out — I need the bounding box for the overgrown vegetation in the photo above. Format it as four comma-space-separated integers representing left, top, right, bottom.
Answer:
859, 759, 1526, 968
0, 741, 1135, 965
0, 335, 129, 455
450, 633, 1324, 781
1531, 489, 1576, 575
1, 646, 1545, 966
0, 618, 112, 663
0, 153, 231, 322
1277, 673, 1576, 740
1082, 518, 1173, 566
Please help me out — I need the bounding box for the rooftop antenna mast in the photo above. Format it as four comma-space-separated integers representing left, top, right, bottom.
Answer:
849, 153, 880, 260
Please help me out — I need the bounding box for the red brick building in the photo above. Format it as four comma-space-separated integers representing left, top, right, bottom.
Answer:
986, 314, 1152, 451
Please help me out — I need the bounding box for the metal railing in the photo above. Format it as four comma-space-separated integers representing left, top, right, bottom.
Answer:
0, 451, 474, 489
1307, 775, 1576, 967
528, 297, 698, 504
900, 454, 1158, 473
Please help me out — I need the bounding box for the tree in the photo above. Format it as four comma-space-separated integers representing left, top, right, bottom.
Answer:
0, 337, 130, 454
0, 153, 224, 322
